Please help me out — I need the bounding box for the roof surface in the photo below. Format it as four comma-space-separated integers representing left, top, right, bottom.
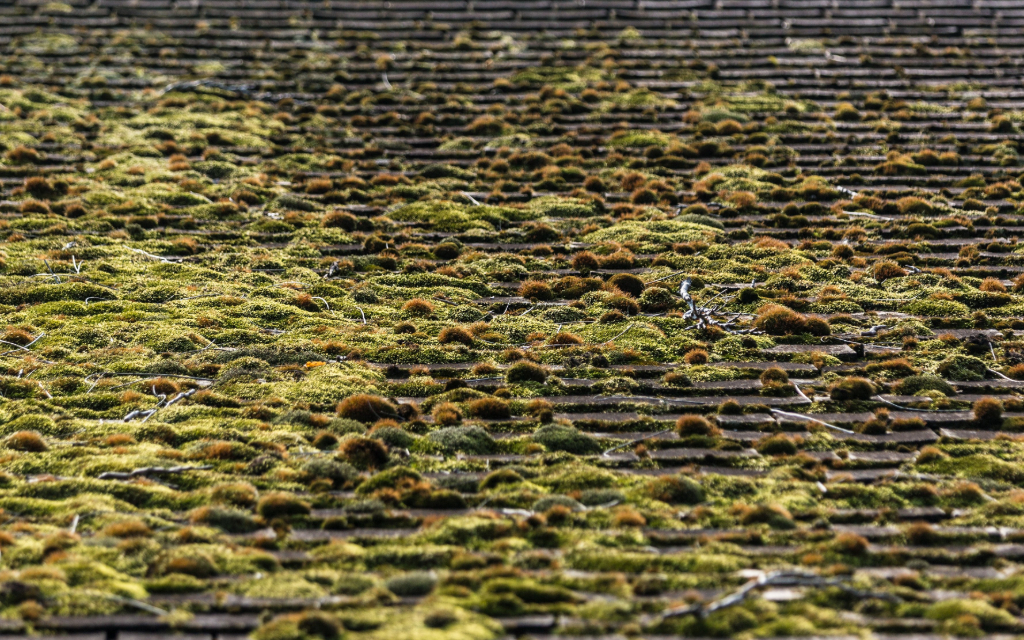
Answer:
2, 1, 1024, 639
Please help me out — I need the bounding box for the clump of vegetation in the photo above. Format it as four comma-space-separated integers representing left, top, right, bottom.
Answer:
337, 395, 398, 423
402, 298, 434, 316
532, 424, 601, 454
468, 397, 511, 419
256, 492, 311, 518
755, 434, 798, 456
754, 304, 807, 335
438, 326, 474, 345
427, 426, 496, 454
676, 414, 719, 437
4, 431, 47, 451
385, 571, 437, 596
894, 375, 955, 396
974, 397, 1003, 426
830, 376, 875, 401
937, 355, 987, 381
646, 475, 705, 504
337, 436, 389, 469
506, 361, 547, 383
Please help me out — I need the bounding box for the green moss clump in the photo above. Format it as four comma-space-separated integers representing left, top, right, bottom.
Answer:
894, 375, 955, 396
645, 475, 705, 504
506, 361, 547, 384
426, 426, 496, 455
936, 355, 987, 381
532, 424, 602, 454
925, 598, 1018, 632
384, 571, 437, 596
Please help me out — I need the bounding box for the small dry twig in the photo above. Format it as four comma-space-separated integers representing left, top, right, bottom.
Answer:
655, 569, 899, 621
97, 465, 212, 481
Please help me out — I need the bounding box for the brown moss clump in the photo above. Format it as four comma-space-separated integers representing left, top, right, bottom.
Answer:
737, 503, 794, 529
468, 397, 511, 420
402, 298, 435, 316
872, 261, 906, 282
916, 446, 948, 464
830, 376, 876, 401
906, 521, 938, 545
583, 176, 605, 192
611, 508, 647, 528
256, 492, 311, 518
1, 327, 34, 346
302, 177, 333, 194
337, 436, 389, 470
312, 432, 339, 450
683, 348, 708, 365
438, 326, 474, 345
675, 414, 718, 437
322, 210, 357, 230
506, 361, 548, 384
103, 519, 152, 538
664, 371, 692, 387
832, 532, 869, 555
755, 434, 798, 456
149, 377, 180, 395
608, 273, 645, 298
336, 394, 397, 423
973, 397, 1003, 427
754, 304, 806, 335
5, 145, 41, 164
519, 280, 554, 301
549, 332, 583, 346
432, 402, 463, 426
760, 367, 789, 385
571, 251, 600, 273
804, 316, 831, 336
4, 431, 47, 452
980, 277, 1007, 293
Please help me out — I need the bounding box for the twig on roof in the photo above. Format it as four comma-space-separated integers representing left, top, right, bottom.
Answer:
97, 464, 212, 480
872, 395, 963, 413
654, 570, 899, 621
602, 428, 675, 456
127, 247, 181, 263
599, 322, 636, 346
770, 409, 854, 434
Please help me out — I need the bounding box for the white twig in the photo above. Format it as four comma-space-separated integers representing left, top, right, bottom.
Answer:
127, 247, 181, 262
770, 409, 854, 434
600, 323, 636, 346
97, 465, 212, 480
656, 570, 898, 621
842, 210, 892, 221
311, 296, 334, 315
872, 395, 962, 413
645, 270, 688, 284
988, 368, 1013, 381
602, 428, 674, 456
